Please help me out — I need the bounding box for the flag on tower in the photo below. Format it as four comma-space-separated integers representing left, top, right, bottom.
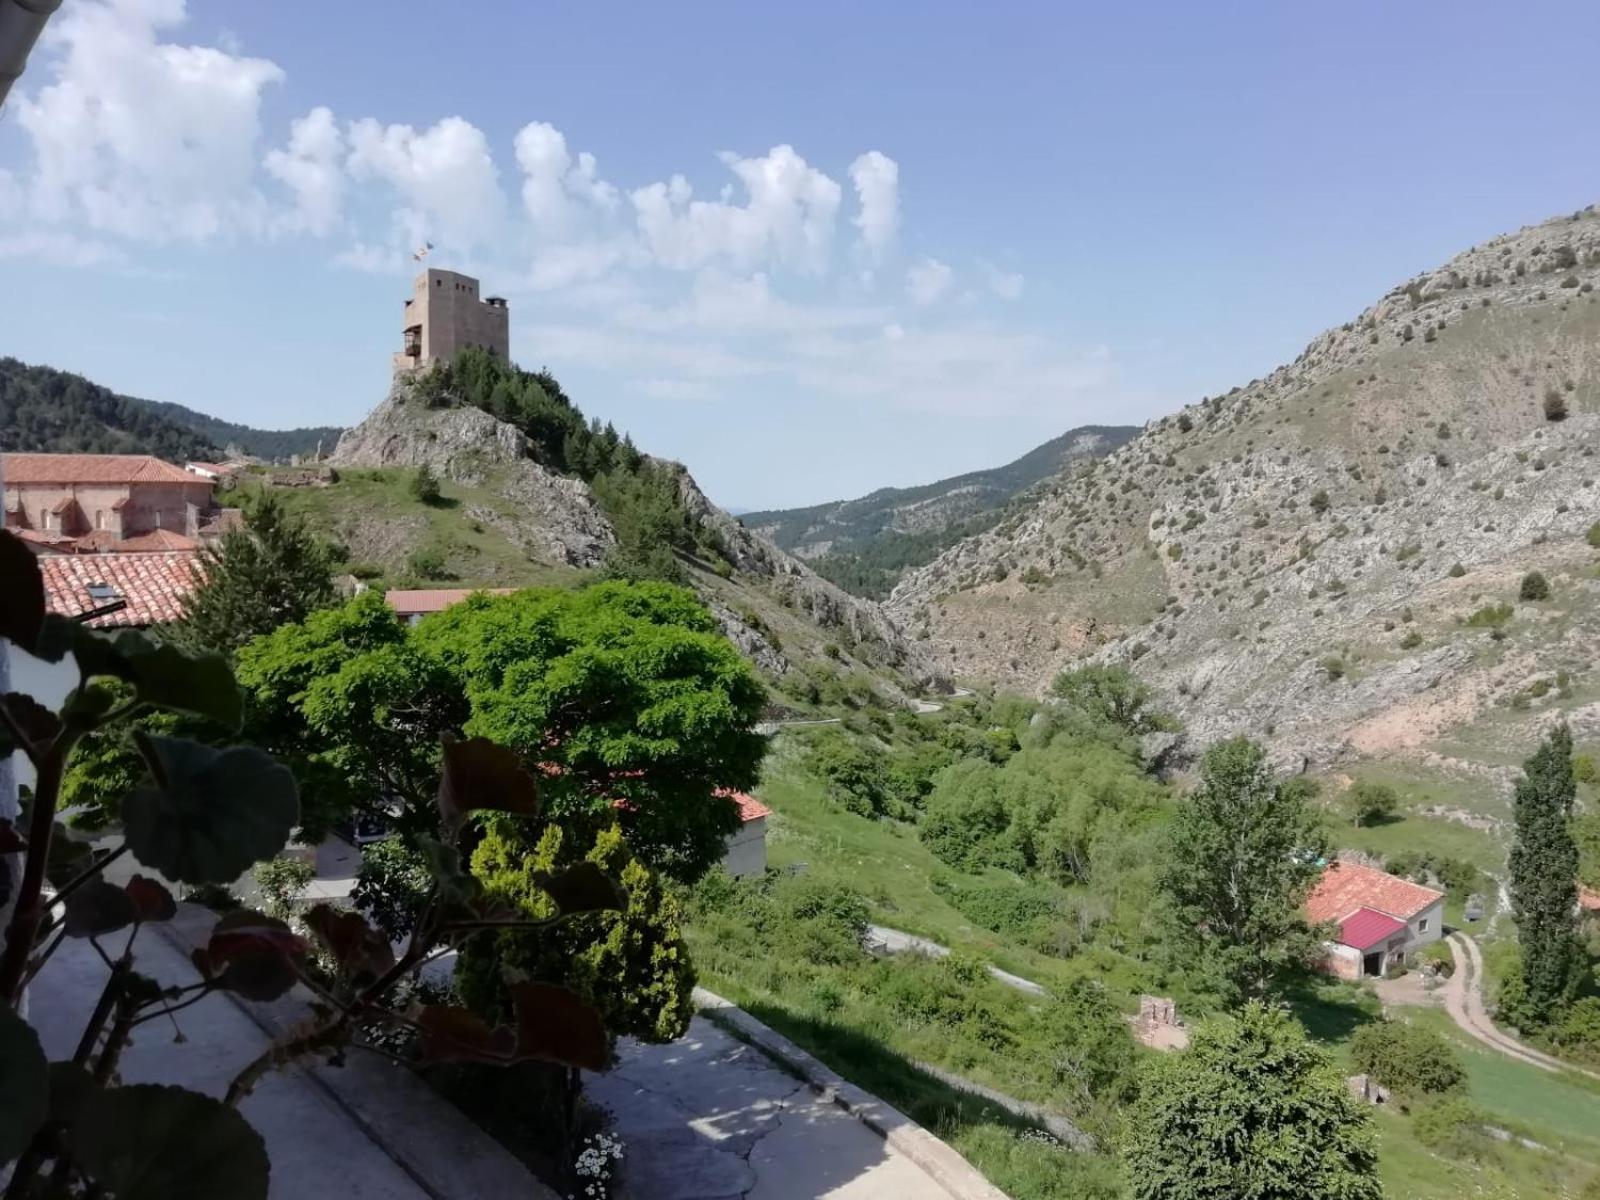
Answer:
413, 241, 434, 261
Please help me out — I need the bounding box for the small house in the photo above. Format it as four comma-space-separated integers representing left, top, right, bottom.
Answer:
1306, 860, 1445, 979
719, 790, 771, 878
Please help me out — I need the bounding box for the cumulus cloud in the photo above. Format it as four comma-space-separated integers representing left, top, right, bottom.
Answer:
630, 144, 842, 273
849, 151, 899, 261
982, 259, 1025, 300
12, 0, 283, 241
264, 106, 344, 236
906, 257, 954, 306
512, 122, 620, 234
346, 116, 504, 251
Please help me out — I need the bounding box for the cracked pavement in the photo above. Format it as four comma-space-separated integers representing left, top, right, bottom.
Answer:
586, 1016, 954, 1199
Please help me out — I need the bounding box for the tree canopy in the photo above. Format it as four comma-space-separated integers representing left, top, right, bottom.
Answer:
1124, 1003, 1381, 1200
236, 580, 767, 881
1155, 738, 1326, 1004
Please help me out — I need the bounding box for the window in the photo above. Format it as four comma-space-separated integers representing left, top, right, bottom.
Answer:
1417, 918, 1429, 933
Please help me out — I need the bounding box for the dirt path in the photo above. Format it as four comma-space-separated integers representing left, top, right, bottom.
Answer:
1442, 933, 1600, 1079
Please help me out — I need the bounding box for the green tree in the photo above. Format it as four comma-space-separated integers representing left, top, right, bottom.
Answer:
237, 580, 766, 882
1348, 1019, 1465, 1098
1049, 663, 1173, 735
408, 463, 442, 504
1508, 724, 1584, 1025
457, 822, 694, 1044
1043, 978, 1138, 1112
1519, 570, 1551, 601
1156, 739, 1326, 1004
1123, 1003, 1381, 1200
177, 490, 337, 655
1347, 780, 1399, 827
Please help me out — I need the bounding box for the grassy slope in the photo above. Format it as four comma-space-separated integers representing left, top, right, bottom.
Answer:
688, 725, 1600, 1200
247, 466, 591, 590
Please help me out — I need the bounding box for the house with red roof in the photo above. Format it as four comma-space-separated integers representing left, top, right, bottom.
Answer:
719, 789, 772, 877
1306, 860, 1445, 980
3, 452, 219, 552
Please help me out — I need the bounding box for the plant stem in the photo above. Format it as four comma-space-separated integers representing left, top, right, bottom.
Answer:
0, 726, 83, 1005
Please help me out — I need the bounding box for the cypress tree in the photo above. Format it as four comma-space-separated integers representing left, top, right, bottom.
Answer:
1508, 724, 1583, 1025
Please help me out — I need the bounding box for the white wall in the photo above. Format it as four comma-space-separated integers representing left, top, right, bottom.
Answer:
4, 646, 76, 802
721, 817, 767, 878
1406, 897, 1445, 950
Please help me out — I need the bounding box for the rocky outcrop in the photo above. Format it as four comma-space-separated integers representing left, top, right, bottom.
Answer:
332, 379, 613, 568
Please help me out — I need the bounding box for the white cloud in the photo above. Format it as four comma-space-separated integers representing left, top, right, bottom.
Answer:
12, 0, 283, 242
630, 145, 841, 273
982, 259, 1025, 300
849, 151, 899, 261
264, 106, 345, 236
0, 229, 125, 267
906, 257, 954, 306
347, 116, 505, 250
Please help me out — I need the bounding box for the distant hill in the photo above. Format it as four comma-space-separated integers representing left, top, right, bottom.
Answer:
742, 425, 1137, 597
0, 358, 341, 463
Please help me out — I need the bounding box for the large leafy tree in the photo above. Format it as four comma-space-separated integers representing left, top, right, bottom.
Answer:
1124, 1003, 1381, 1200
178, 490, 337, 656
1508, 723, 1584, 1025
236, 580, 767, 881
1156, 738, 1326, 1004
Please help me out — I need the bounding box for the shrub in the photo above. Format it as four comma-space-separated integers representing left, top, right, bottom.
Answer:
407, 545, 449, 579
1465, 602, 1513, 629
252, 855, 314, 920
1347, 780, 1399, 827
351, 836, 435, 939
1421, 940, 1455, 978
1544, 389, 1570, 421
1411, 1096, 1487, 1159
1320, 655, 1346, 682
409, 463, 443, 503
1349, 1020, 1465, 1098
1399, 630, 1423, 650
1519, 570, 1551, 601
1575, 754, 1598, 785
1589, 521, 1600, 549
1552, 996, 1600, 1061
1309, 490, 1331, 516
1447, 562, 1466, 578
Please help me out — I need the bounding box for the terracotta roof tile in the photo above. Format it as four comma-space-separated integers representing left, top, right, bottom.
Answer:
717, 788, 772, 823
1306, 861, 1443, 924
2, 453, 202, 485
385, 588, 515, 615
1336, 907, 1409, 951
38, 552, 203, 628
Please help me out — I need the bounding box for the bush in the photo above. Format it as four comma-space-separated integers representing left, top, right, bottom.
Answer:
409, 464, 443, 503
351, 836, 435, 940
1420, 940, 1455, 978
1309, 490, 1331, 516
1320, 655, 1346, 682
805, 729, 893, 818
1347, 780, 1399, 827
252, 855, 314, 920
768, 874, 870, 966
1411, 1096, 1488, 1159
1551, 996, 1600, 1060
1349, 1020, 1465, 1098
1465, 602, 1512, 629
1447, 562, 1466, 578
407, 545, 449, 579
1519, 570, 1551, 601
1544, 389, 1570, 421
1588, 521, 1600, 549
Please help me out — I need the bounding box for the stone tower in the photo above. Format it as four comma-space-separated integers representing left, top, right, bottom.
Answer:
392, 268, 509, 373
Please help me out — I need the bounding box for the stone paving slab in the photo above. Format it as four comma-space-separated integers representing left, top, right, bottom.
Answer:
587, 1016, 957, 1199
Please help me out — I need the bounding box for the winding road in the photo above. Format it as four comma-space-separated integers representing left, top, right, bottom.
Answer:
1441, 932, 1600, 1080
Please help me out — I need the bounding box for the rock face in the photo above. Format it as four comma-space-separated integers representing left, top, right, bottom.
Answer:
890, 203, 1600, 766
332, 380, 613, 568
329, 377, 936, 688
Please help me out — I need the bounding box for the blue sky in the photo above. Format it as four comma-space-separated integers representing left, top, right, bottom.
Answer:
3, 1, 1598, 509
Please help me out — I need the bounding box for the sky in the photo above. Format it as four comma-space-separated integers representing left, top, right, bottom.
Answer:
2, 2, 1598, 510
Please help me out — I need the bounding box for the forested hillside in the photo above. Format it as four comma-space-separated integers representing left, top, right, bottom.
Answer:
0, 358, 340, 461
744, 424, 1135, 597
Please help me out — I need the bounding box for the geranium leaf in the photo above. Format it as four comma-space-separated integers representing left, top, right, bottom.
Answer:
46, 1062, 96, 1127
122, 735, 298, 885
300, 904, 394, 980
199, 910, 306, 1002
534, 862, 626, 916
69, 629, 242, 731
63, 880, 138, 939
0, 530, 45, 654
0, 1007, 48, 1163
70, 1083, 269, 1200
509, 982, 608, 1072
125, 875, 177, 923
415, 1005, 513, 1065
436, 736, 539, 826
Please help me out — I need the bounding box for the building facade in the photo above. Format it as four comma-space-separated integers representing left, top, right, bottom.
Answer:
1306, 860, 1445, 980
2, 453, 217, 550
393, 269, 509, 373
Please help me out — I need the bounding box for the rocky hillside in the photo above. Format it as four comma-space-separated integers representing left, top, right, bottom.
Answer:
328, 374, 938, 691
742, 425, 1135, 598
890, 203, 1600, 770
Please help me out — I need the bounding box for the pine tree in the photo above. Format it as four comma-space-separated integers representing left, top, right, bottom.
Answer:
1508, 724, 1583, 1025
177, 491, 337, 655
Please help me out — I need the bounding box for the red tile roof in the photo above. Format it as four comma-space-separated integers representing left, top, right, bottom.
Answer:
1580, 885, 1600, 913
1336, 907, 1409, 952
717, 789, 772, 823
112, 529, 199, 552
2, 453, 203, 485
38, 552, 203, 628
1306, 861, 1443, 925
385, 588, 515, 615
